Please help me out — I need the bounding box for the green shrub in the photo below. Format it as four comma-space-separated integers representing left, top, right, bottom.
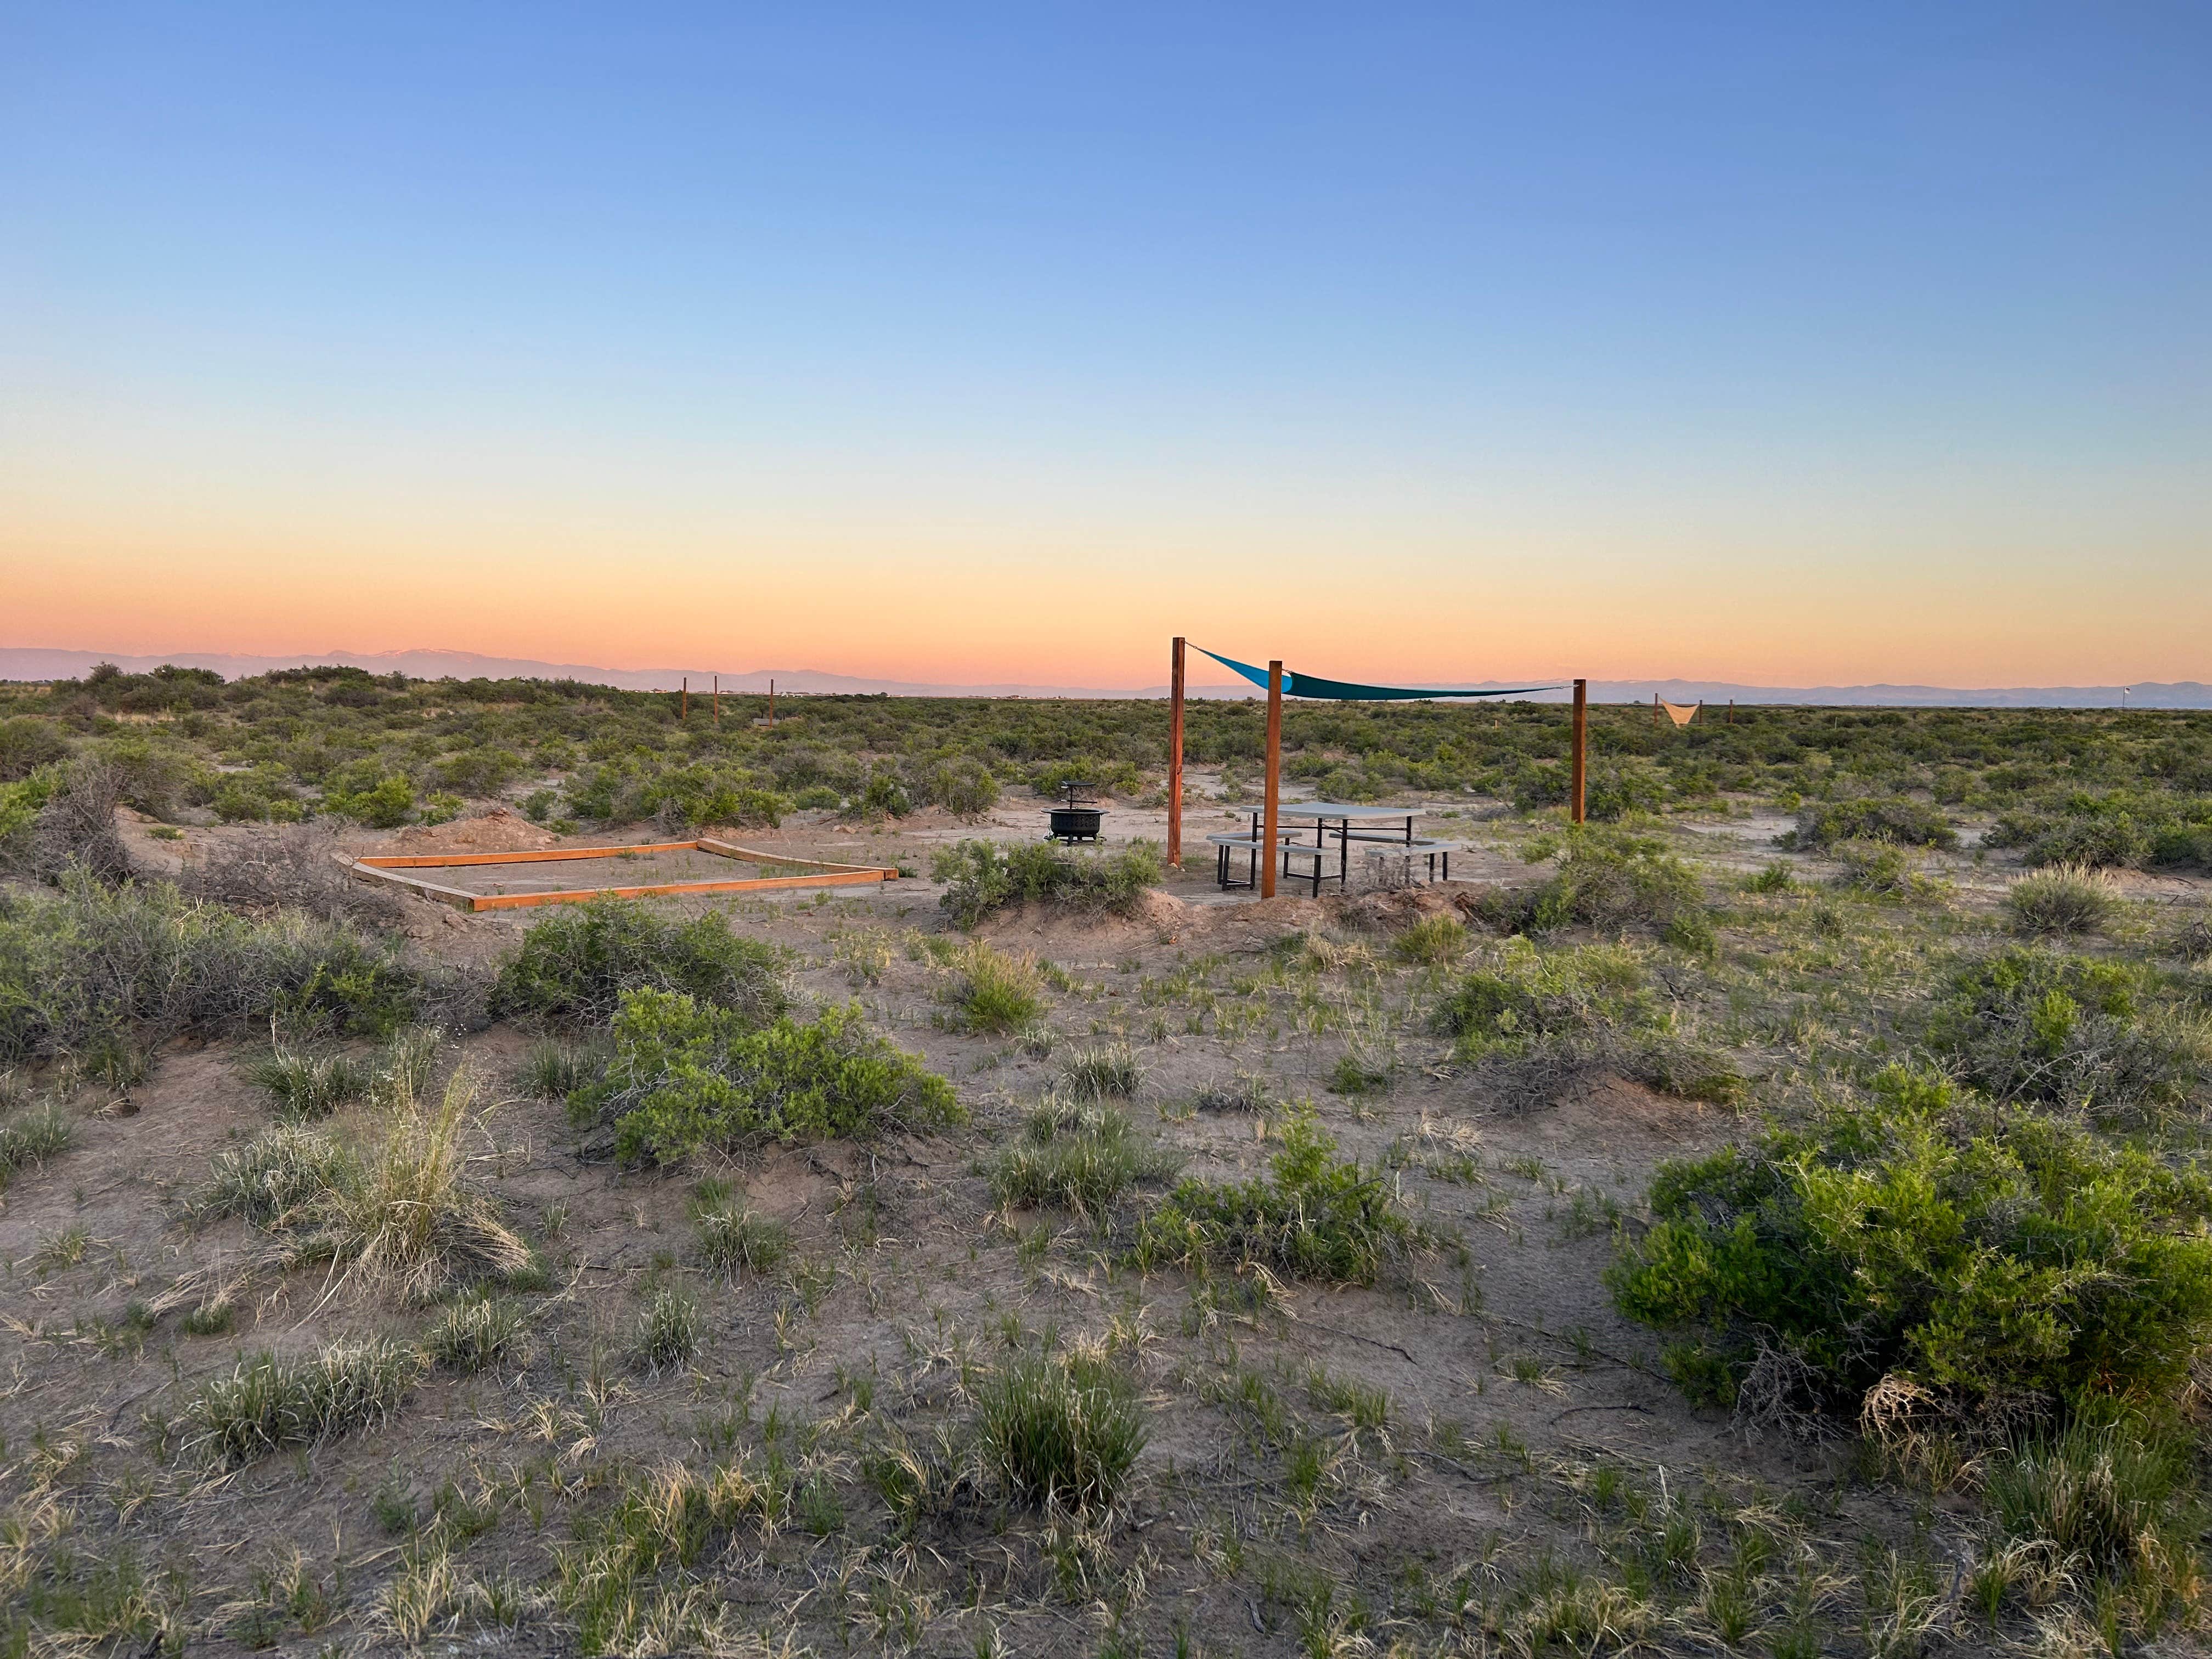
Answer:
932, 839, 1163, 929
1829, 842, 1942, 900
1487, 830, 1712, 951
923, 758, 1000, 819
1135, 1110, 1422, 1284
1925, 947, 2209, 1120
938, 941, 1045, 1033
325, 774, 415, 828
492, 900, 789, 1029
974, 1352, 1146, 1511
184, 1340, 420, 1466
1608, 1067, 2212, 1414
2005, 866, 2119, 939
1788, 797, 1956, 851
990, 1103, 1172, 1218
0, 877, 443, 1065
0, 717, 70, 782
575, 987, 963, 1163
2150, 824, 2212, 872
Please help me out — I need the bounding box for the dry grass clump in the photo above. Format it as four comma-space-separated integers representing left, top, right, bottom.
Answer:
183, 1339, 419, 1466
2006, 865, 2120, 939
184, 822, 402, 925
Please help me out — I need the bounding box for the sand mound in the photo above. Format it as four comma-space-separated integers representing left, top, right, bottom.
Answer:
385, 808, 560, 856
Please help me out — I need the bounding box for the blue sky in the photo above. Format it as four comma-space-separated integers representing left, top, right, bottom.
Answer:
4, 4, 2207, 684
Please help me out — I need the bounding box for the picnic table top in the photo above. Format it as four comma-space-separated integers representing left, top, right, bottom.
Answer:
1278, 802, 1422, 820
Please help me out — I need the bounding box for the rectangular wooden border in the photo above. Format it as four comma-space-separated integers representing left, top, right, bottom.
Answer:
339, 838, 898, 912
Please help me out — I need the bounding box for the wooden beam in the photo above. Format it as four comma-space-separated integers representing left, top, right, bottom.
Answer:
1167, 636, 1186, 867
1571, 679, 1588, 826
1261, 659, 1282, 899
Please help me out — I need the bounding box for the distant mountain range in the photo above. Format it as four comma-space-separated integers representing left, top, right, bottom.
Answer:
2, 646, 2205, 708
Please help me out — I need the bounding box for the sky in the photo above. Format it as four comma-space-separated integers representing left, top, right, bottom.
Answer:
3, 4, 2208, 689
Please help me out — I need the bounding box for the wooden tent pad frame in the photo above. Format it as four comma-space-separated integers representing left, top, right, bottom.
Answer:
340, 838, 898, 912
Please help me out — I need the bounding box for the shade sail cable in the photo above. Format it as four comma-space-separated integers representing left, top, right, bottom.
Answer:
1193, 646, 1564, 702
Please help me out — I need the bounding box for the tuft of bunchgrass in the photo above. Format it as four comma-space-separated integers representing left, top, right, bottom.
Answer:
424, 1295, 531, 1373
939, 942, 1044, 1034
1391, 914, 1470, 967
244, 1046, 375, 1121
517, 1038, 592, 1100
184, 1339, 419, 1466
1057, 1042, 1140, 1101
0, 1100, 72, 1188
312, 1069, 532, 1304
1987, 1415, 2195, 1579
991, 1103, 1173, 1220
632, 1287, 704, 1374
199, 1122, 358, 1227
689, 1184, 791, 1280
2005, 866, 2119, 939
973, 1351, 1146, 1511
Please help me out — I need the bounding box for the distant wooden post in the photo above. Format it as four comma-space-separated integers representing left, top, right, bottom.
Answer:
681, 678, 689, 723
713, 675, 720, 727
1728, 698, 1735, 725
1261, 661, 1283, 899
1570, 679, 1588, 826
1652, 691, 1661, 727
768, 679, 776, 727
1167, 637, 1186, 867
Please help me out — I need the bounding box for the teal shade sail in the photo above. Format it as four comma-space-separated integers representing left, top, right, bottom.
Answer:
1194, 647, 1562, 702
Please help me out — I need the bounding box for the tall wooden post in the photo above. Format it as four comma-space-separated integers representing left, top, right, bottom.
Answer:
1261, 661, 1283, 899
1652, 691, 1660, 727
1570, 679, 1588, 826
713, 675, 720, 727
1167, 637, 1186, 868
681, 678, 689, 723
767, 679, 776, 727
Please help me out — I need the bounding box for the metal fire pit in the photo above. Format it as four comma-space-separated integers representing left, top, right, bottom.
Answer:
1046, 781, 1105, 843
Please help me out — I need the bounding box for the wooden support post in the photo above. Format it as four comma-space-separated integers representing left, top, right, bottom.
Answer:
1167, 637, 1186, 868
1261, 660, 1282, 899
681, 678, 689, 723
713, 675, 720, 726
1570, 679, 1588, 826
1728, 698, 1735, 725
768, 679, 776, 727
1652, 691, 1660, 727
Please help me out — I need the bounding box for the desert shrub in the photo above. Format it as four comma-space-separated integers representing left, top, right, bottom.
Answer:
0, 716, 70, 782
1058, 1042, 1140, 1100
1788, 796, 1957, 851
183, 823, 403, 926
858, 770, 911, 819
991, 1103, 1173, 1218
937, 941, 1045, 1033
932, 839, 1162, 929
1925, 947, 2209, 1120
2151, 823, 2212, 872
492, 900, 789, 1029
973, 1351, 1146, 1511
0, 1102, 71, 1189
574, 986, 962, 1163
425, 1295, 532, 1373
1609, 1067, 2212, 1414
2005, 866, 2119, 939
0, 877, 446, 1065
27, 761, 132, 885
1436, 943, 1657, 1059
1512, 760, 1667, 822
1829, 842, 1944, 900
923, 758, 1000, 819
325, 774, 416, 829
184, 1339, 420, 1466
1030, 759, 1143, 800
1485, 830, 1712, 951
1135, 1110, 1422, 1285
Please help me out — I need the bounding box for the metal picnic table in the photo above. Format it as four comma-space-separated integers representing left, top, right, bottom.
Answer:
1237, 801, 1434, 893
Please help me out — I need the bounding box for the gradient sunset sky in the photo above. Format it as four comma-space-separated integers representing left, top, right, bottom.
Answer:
5, 5, 2208, 689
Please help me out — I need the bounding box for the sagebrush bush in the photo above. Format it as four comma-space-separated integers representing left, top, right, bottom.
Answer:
932, 839, 1162, 929
1788, 796, 1957, 851
1925, 946, 2209, 1120
991, 1103, 1172, 1218
2005, 865, 2119, 938
0, 876, 447, 1064
1484, 830, 1713, 951
1135, 1110, 1422, 1284
574, 986, 962, 1163
185, 1340, 420, 1466
1609, 1066, 2212, 1414
974, 1351, 1146, 1511
492, 900, 789, 1029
